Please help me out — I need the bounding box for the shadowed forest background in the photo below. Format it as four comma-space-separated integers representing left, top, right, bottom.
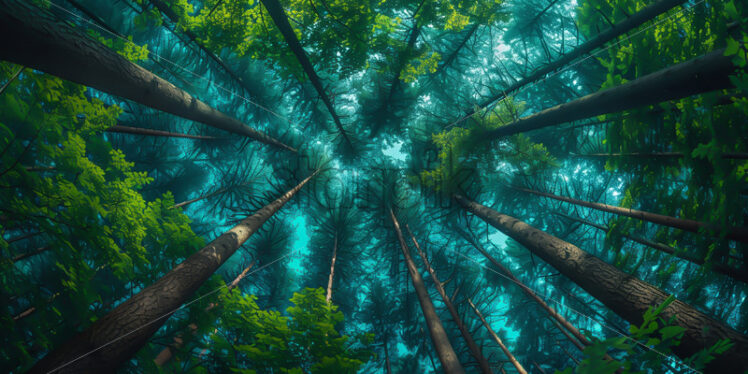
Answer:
0, 0, 747, 372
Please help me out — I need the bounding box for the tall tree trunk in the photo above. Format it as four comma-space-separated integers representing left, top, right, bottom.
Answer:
511, 185, 748, 242
454, 194, 748, 372
154, 260, 256, 367
554, 212, 748, 283
258, 0, 353, 148
12, 245, 52, 263
0, 0, 295, 153
30, 173, 317, 373
486, 49, 733, 139
382, 330, 393, 374
574, 152, 748, 160
171, 183, 245, 209
457, 229, 589, 350
0, 64, 24, 96
406, 224, 493, 374
326, 234, 338, 303
467, 298, 527, 374
107, 125, 219, 140
389, 209, 465, 374
460, 0, 686, 121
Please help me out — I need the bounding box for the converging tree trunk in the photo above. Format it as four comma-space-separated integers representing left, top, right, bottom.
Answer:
458, 0, 686, 122
485, 49, 734, 139
457, 229, 590, 351
30, 172, 317, 373
467, 298, 527, 374
154, 260, 256, 367
553, 212, 748, 283
259, 0, 353, 148
326, 234, 338, 303
0, 0, 295, 153
107, 125, 219, 140
406, 224, 493, 374
574, 152, 748, 160
389, 209, 465, 374
454, 194, 748, 372
511, 185, 748, 242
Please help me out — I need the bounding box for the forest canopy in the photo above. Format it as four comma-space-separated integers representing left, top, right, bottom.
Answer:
0, 0, 746, 372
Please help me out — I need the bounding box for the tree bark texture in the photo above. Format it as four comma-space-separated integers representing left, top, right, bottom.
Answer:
454, 194, 748, 372
511, 185, 748, 242
154, 260, 256, 367
406, 224, 493, 374
259, 0, 352, 147
30, 173, 316, 373
0, 0, 295, 153
389, 209, 465, 374
467, 298, 527, 374
486, 49, 734, 139
463, 0, 686, 120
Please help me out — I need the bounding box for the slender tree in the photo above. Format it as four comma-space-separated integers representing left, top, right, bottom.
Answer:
484, 49, 734, 138
259, 0, 353, 148
511, 185, 748, 242
574, 152, 748, 160
457, 0, 686, 121
389, 209, 466, 374
456, 227, 590, 350
0, 0, 295, 152
29, 172, 317, 373
454, 194, 748, 372
406, 224, 493, 374
467, 298, 527, 374
326, 234, 338, 303
107, 125, 219, 140
553, 211, 748, 283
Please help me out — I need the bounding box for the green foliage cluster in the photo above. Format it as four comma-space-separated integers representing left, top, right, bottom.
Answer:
0, 63, 203, 371
132, 0, 505, 83
208, 287, 374, 373
558, 296, 733, 374
419, 99, 557, 195
577, 0, 748, 287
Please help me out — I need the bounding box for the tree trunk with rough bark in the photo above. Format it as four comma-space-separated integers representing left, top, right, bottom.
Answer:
467, 298, 527, 374
389, 209, 465, 374
454, 194, 748, 372
258, 0, 352, 148
0, 0, 295, 153
30, 173, 317, 373
511, 185, 748, 242
553, 212, 747, 283
326, 234, 338, 303
154, 260, 256, 367
460, 0, 686, 121
406, 224, 493, 374
485, 49, 734, 139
